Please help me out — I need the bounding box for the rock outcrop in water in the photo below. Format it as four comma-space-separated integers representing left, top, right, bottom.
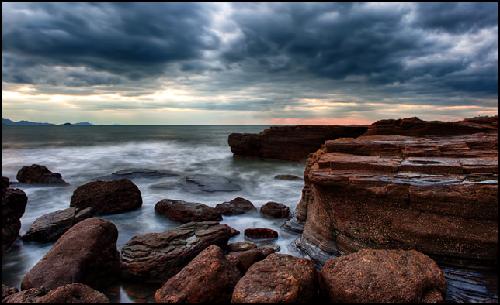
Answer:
155, 199, 222, 222
16, 164, 68, 184
3, 283, 109, 303
70, 179, 142, 214
296, 116, 498, 267
214, 197, 256, 215
2, 177, 28, 251
244, 228, 278, 239
154, 245, 241, 303
21, 218, 120, 291
228, 125, 368, 161
320, 249, 446, 303
260, 201, 290, 219
121, 221, 238, 283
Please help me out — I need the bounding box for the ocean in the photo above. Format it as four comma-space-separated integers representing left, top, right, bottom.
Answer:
1, 125, 497, 302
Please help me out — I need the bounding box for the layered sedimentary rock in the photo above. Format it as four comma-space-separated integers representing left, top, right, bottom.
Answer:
297, 125, 498, 266
16, 164, 68, 184
228, 125, 368, 161
3, 284, 109, 303
2, 177, 28, 251
21, 218, 120, 290
320, 249, 446, 303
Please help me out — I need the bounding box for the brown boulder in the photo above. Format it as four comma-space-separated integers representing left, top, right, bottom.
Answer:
121, 221, 238, 283
231, 253, 317, 303
70, 179, 142, 214
320, 249, 446, 303
155, 245, 241, 303
155, 199, 222, 223
23, 207, 94, 243
21, 218, 120, 290
215, 197, 256, 215
16, 164, 67, 184
226, 246, 276, 272
227, 241, 257, 252
2, 284, 18, 302
260, 201, 290, 218
3, 284, 109, 303
2, 185, 28, 251
244, 228, 278, 239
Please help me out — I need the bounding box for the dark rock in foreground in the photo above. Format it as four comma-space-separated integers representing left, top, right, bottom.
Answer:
21, 218, 120, 291
320, 249, 446, 303
121, 221, 238, 283
22, 207, 94, 243
244, 228, 278, 239
228, 125, 368, 161
215, 197, 256, 215
70, 179, 142, 215
155, 199, 222, 223
154, 245, 241, 303
2, 284, 18, 302
3, 284, 109, 303
2, 177, 28, 251
16, 164, 67, 184
231, 253, 317, 303
260, 201, 290, 219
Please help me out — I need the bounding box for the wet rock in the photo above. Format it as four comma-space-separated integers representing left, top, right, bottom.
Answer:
274, 174, 302, 180
320, 249, 446, 303
22, 207, 94, 243
154, 245, 241, 303
260, 201, 290, 219
2, 184, 27, 251
16, 164, 67, 184
228, 125, 368, 161
184, 174, 242, 193
155, 199, 222, 223
149, 182, 177, 190
244, 228, 278, 239
70, 179, 142, 215
2, 284, 18, 302
215, 197, 256, 215
282, 218, 304, 233
228, 241, 257, 252
121, 221, 238, 283
21, 218, 120, 291
111, 168, 179, 179
226, 246, 276, 272
3, 284, 109, 303
231, 253, 317, 303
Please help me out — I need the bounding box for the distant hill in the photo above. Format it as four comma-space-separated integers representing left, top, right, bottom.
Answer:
2, 118, 93, 126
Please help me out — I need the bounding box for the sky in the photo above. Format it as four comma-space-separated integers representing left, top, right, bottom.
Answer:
2, 2, 498, 125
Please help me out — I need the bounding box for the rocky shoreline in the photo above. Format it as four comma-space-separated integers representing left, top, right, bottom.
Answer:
1, 116, 498, 303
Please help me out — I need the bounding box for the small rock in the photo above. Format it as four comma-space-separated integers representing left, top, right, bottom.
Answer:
155, 199, 222, 223
16, 164, 67, 184
215, 197, 256, 215
184, 174, 242, 193
226, 246, 276, 272
228, 241, 257, 252
244, 228, 278, 239
154, 245, 241, 303
274, 174, 302, 180
260, 201, 290, 219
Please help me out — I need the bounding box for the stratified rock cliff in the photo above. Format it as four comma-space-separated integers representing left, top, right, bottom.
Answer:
296, 116, 498, 267
228, 125, 368, 161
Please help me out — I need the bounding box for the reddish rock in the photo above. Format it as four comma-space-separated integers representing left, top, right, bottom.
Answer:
70, 179, 142, 215
260, 201, 290, 218
226, 246, 276, 272
16, 164, 67, 184
244, 228, 278, 239
227, 241, 257, 252
231, 253, 317, 303
23, 207, 94, 243
215, 197, 256, 215
3, 284, 109, 303
320, 249, 446, 303
155, 199, 222, 223
2, 184, 27, 251
228, 125, 368, 161
21, 218, 120, 290
274, 174, 302, 180
154, 245, 241, 303
2, 284, 18, 302
121, 221, 238, 283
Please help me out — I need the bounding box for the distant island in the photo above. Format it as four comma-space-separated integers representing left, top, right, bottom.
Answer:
2, 118, 93, 126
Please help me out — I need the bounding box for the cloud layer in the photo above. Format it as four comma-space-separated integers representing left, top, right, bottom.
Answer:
2, 2, 498, 124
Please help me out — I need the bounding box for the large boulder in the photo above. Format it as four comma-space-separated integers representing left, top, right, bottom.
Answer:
215, 197, 256, 215
21, 218, 120, 290
22, 207, 94, 243
3, 284, 109, 303
2, 179, 28, 251
231, 253, 317, 303
155, 199, 222, 223
320, 249, 446, 303
16, 164, 67, 184
70, 179, 142, 214
154, 245, 241, 303
260, 201, 290, 219
121, 221, 238, 283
